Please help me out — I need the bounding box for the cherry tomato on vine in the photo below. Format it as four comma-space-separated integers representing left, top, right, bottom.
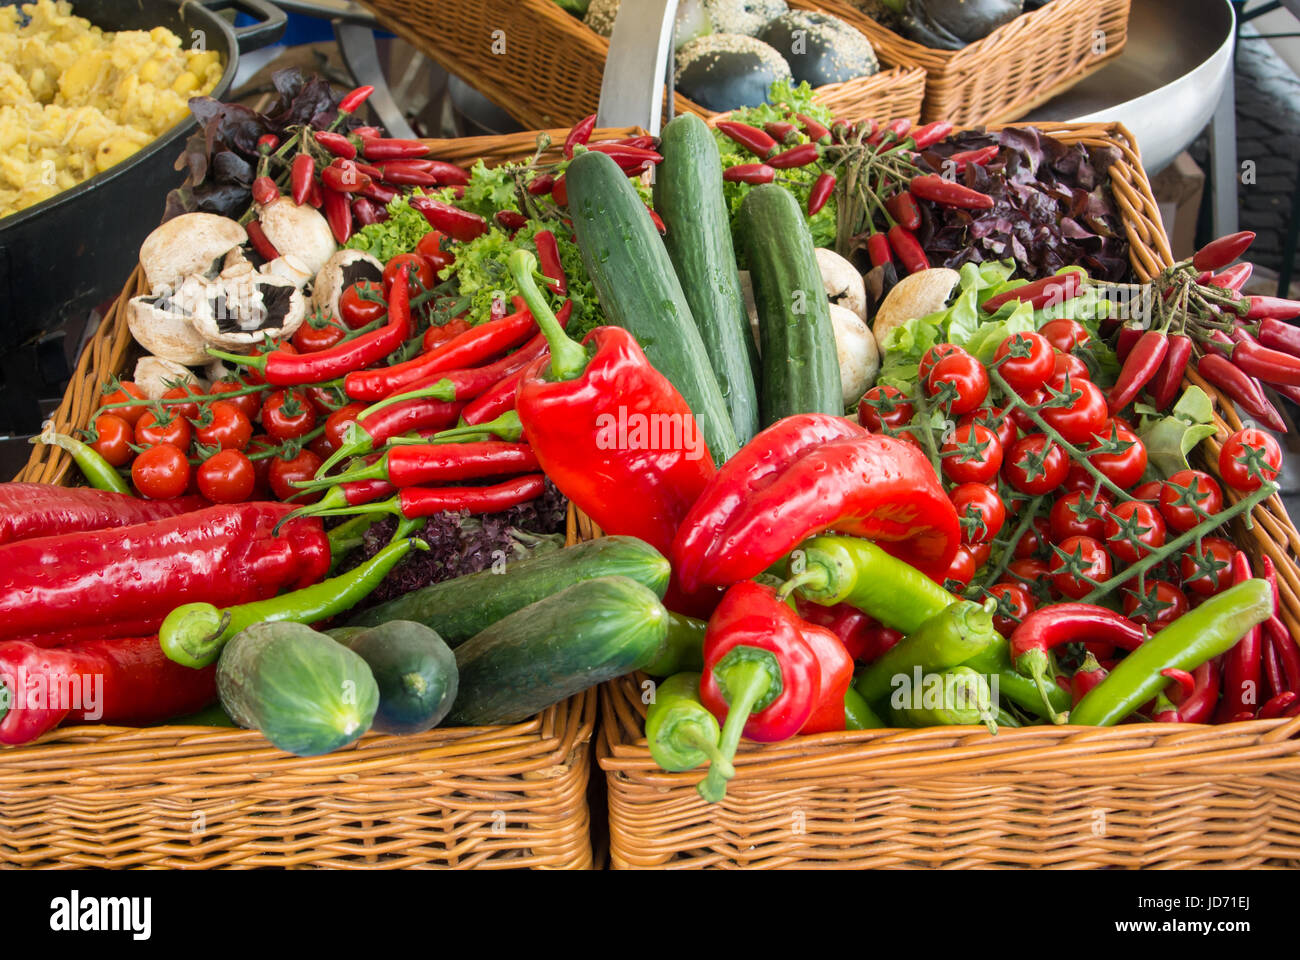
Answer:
995, 332, 1055, 394
416, 230, 455, 273
293, 318, 346, 353
969, 540, 993, 568
210, 379, 262, 421
135, 409, 192, 450
424, 317, 473, 351
858, 384, 915, 432
1040, 375, 1108, 444
1038, 318, 1090, 353
1014, 516, 1052, 559
1122, 580, 1189, 629
383, 253, 435, 298
1003, 557, 1053, 587
1003, 433, 1069, 495
339, 281, 387, 330
197, 449, 256, 504
1132, 480, 1164, 502
940, 423, 1003, 484
1051, 535, 1112, 600
950, 482, 1006, 544
1104, 500, 1167, 564
1085, 423, 1147, 490
1179, 536, 1237, 596
260, 390, 317, 441
918, 343, 964, 382
268, 448, 324, 503
88, 414, 133, 467
101, 381, 147, 425
1218, 428, 1282, 492
1052, 351, 1090, 383
960, 406, 1018, 454
321, 402, 368, 456
1049, 490, 1111, 542
1008, 388, 1046, 434
987, 582, 1036, 637
161, 383, 204, 421
194, 400, 253, 452
1158, 469, 1224, 532
131, 443, 190, 500
943, 545, 977, 589
246, 435, 276, 496
926, 352, 988, 415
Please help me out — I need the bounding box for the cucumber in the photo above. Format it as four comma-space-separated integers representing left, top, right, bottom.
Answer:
738, 183, 842, 424
566, 148, 739, 464
449, 576, 668, 726
654, 113, 760, 447
341, 621, 458, 734
345, 535, 670, 644
217, 622, 378, 757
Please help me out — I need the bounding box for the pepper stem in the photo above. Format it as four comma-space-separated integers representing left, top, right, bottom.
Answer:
206, 347, 265, 372
697, 659, 772, 803
1019, 649, 1068, 725
295, 455, 387, 490
508, 250, 587, 381
776, 566, 829, 603
435, 411, 524, 443
675, 722, 735, 779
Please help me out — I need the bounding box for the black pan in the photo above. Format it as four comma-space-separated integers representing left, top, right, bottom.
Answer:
0, 0, 285, 348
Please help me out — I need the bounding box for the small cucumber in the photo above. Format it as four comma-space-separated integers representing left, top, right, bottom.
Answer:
346, 535, 670, 644
341, 621, 458, 734
449, 576, 668, 726
739, 183, 842, 424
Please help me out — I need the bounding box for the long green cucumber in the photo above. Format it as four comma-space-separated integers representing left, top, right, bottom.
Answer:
654, 113, 760, 446
448, 576, 668, 726
566, 148, 739, 464
345, 535, 670, 644
739, 183, 841, 424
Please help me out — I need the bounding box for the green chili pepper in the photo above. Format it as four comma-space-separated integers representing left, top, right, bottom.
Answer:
31, 428, 131, 495
843, 687, 884, 730
1070, 579, 1273, 726
785, 535, 958, 634
995, 707, 1022, 729
645, 672, 734, 776
159, 537, 427, 668
962, 635, 1071, 720
855, 598, 998, 704
641, 612, 707, 677
887, 667, 998, 733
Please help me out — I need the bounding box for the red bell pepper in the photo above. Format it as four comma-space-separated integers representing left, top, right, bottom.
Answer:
0, 484, 205, 545
696, 581, 822, 802
671, 414, 960, 592
0, 636, 217, 745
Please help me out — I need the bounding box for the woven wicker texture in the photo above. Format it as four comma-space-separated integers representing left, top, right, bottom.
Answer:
356, 0, 926, 128
811, 0, 1131, 125
2, 130, 612, 870
595, 121, 1300, 869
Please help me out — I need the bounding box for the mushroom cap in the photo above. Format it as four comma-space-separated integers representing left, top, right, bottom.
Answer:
829, 302, 879, 407
127, 276, 213, 366
189, 272, 307, 350
872, 267, 962, 353
261, 254, 315, 290
134, 356, 202, 400
256, 197, 337, 276
816, 248, 868, 322
139, 213, 247, 295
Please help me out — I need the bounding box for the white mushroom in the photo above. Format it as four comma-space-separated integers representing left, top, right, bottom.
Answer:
134, 356, 202, 400
126, 274, 214, 366
255, 196, 337, 276
311, 250, 385, 323
261, 254, 315, 290
816, 248, 867, 322
138, 214, 247, 295
190, 272, 307, 350
830, 303, 879, 407
871, 267, 962, 353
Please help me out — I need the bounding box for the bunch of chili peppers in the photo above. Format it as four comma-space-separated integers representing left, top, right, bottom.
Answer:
715, 111, 991, 274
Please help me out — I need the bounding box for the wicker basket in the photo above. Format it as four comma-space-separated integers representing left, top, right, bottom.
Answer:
595, 120, 1300, 869
812, 0, 1131, 125
356, 0, 926, 129
0, 129, 641, 869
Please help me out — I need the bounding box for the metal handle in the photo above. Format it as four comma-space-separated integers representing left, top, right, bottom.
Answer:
197, 0, 288, 54
597, 0, 679, 134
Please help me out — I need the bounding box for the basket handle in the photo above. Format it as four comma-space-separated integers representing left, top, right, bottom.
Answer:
597, 0, 679, 134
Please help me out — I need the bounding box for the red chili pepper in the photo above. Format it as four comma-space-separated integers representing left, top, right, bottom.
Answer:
947, 145, 1000, 169
798, 622, 855, 734
1261, 691, 1299, 719
585, 142, 664, 170
1160, 668, 1196, 698
1230, 337, 1300, 387
338, 477, 396, 507
1115, 324, 1142, 361
672, 415, 959, 591
1263, 627, 1289, 699
796, 113, 831, 144
352, 196, 380, 226
866, 232, 893, 268
1209, 262, 1253, 292
251, 175, 278, 205
1194, 353, 1286, 432
0, 503, 328, 642
460, 365, 530, 426
256, 133, 279, 154
1192, 230, 1255, 271
794, 599, 894, 662
338, 85, 374, 114
1265, 615, 1300, 690
1148, 333, 1192, 410
909, 121, 953, 150
1071, 652, 1109, 705
343, 303, 542, 401
0, 484, 205, 545
374, 164, 439, 187
722, 163, 776, 185
323, 475, 543, 523
528, 173, 556, 196
552, 175, 568, 207
361, 137, 431, 161
1244, 295, 1300, 321
868, 118, 911, 146
887, 224, 929, 274
309, 441, 538, 490
409, 196, 487, 242
0, 637, 217, 746
314, 130, 357, 160
885, 191, 921, 231
496, 210, 528, 231
1108, 330, 1169, 414
564, 113, 597, 159
321, 159, 371, 194
715, 121, 777, 158
1257, 317, 1300, 358
767, 143, 820, 169
245, 219, 280, 261
290, 152, 315, 206
353, 126, 381, 139
1215, 551, 1265, 722
617, 135, 659, 150
762, 121, 796, 144
697, 581, 822, 801
322, 187, 353, 244
807, 172, 836, 216
909, 174, 994, 210
1166, 658, 1220, 723
982, 271, 1084, 312
359, 181, 397, 206
534, 229, 567, 295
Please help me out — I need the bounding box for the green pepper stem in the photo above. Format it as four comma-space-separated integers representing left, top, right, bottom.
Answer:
508, 249, 587, 381
1018, 649, 1067, 724
435, 411, 525, 443
777, 566, 829, 603
206, 347, 266, 372
296, 455, 387, 490
355, 379, 457, 425
676, 722, 735, 779
697, 660, 772, 804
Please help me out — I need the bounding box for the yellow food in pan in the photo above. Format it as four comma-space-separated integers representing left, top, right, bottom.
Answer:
0, 0, 223, 218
